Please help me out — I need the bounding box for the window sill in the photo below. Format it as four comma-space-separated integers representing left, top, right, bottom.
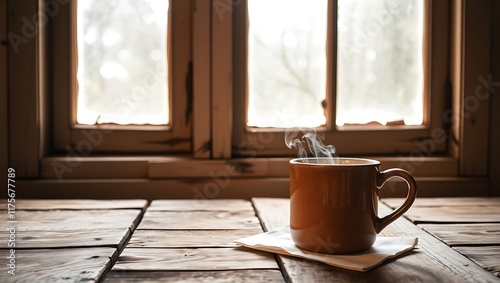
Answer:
41, 155, 458, 180
28, 155, 489, 199
18, 175, 488, 200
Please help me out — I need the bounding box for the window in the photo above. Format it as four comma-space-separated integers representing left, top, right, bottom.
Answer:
5, 0, 493, 195
232, 0, 448, 156
51, 0, 191, 153
76, 0, 170, 126
245, 0, 425, 128
336, 0, 425, 126
246, 0, 328, 128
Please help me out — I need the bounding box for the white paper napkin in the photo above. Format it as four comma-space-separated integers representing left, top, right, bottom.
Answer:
235, 225, 418, 272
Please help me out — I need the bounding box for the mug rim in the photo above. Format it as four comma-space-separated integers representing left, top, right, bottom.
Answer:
289, 157, 380, 166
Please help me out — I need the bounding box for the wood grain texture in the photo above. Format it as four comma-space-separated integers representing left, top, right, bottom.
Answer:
419, 224, 500, 246
105, 270, 285, 282
454, 246, 500, 277
192, 0, 211, 159
458, 0, 491, 176
148, 159, 269, 178
41, 157, 150, 179
211, 0, 233, 159
399, 206, 500, 224
252, 198, 499, 282
0, 199, 148, 210
112, 247, 279, 271
0, 228, 131, 249
127, 229, 263, 248
251, 198, 290, 232
0, 209, 142, 250
137, 211, 261, 230
0, 209, 143, 230
382, 197, 500, 208
8, 0, 39, 177
148, 199, 254, 212
0, 248, 117, 283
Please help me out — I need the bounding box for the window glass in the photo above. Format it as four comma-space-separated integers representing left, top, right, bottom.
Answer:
247, 0, 328, 128
337, 0, 424, 126
246, 0, 424, 128
76, 0, 169, 125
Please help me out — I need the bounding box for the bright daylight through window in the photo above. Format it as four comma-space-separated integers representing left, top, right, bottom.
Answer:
247, 0, 328, 128
247, 0, 424, 128
76, 0, 169, 126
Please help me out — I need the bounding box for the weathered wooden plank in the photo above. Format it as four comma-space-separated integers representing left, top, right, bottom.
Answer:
419, 224, 500, 246
0, 199, 148, 210
252, 198, 290, 231
454, 246, 500, 277
0, 209, 143, 231
271, 252, 466, 283
127, 229, 263, 248
148, 199, 254, 212
0, 247, 117, 282
252, 198, 499, 282
112, 247, 279, 271
0, 228, 131, 249
105, 270, 285, 282
382, 197, 500, 208
400, 206, 500, 223
0, 209, 142, 250
137, 211, 261, 230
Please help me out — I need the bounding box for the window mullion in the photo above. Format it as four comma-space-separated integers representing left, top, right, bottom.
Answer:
327, 0, 337, 131
170, 0, 192, 151
211, 0, 233, 159
192, 0, 211, 159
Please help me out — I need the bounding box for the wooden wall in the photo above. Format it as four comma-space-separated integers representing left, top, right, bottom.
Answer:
0, 0, 7, 182
489, 1, 500, 195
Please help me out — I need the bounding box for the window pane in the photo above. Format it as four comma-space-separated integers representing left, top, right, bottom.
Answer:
337, 0, 424, 126
247, 0, 328, 128
76, 0, 169, 125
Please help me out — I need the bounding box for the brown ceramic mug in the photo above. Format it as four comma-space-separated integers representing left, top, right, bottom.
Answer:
290, 157, 417, 254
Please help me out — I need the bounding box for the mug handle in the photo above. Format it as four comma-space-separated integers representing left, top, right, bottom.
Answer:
375, 168, 417, 233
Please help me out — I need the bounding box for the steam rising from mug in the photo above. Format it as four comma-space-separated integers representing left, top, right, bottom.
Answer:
285, 128, 338, 163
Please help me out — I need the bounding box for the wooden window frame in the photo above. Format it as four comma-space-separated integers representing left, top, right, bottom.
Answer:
229, 0, 449, 157
4, 0, 492, 197
51, 0, 192, 153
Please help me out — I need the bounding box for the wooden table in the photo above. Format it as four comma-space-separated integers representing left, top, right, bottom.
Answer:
382, 197, 500, 278
0, 199, 148, 282
1, 198, 499, 282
